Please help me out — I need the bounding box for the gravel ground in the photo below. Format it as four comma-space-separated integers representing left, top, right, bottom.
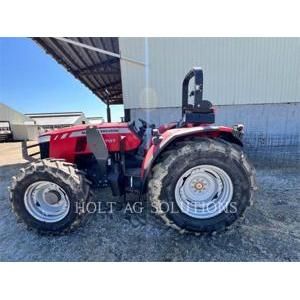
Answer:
0, 142, 299, 261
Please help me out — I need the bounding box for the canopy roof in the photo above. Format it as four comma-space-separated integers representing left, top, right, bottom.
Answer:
33, 38, 123, 105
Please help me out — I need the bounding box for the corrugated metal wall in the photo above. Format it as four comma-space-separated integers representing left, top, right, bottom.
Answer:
119, 38, 300, 109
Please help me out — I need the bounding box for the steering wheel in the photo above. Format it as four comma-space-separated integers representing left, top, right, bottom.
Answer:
138, 118, 148, 128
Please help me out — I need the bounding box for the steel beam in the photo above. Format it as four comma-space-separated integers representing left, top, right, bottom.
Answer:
53, 37, 145, 66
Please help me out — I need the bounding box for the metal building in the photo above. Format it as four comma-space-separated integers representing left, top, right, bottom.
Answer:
25, 112, 88, 131
87, 116, 104, 124
33, 37, 300, 158
0, 102, 38, 141
119, 38, 299, 141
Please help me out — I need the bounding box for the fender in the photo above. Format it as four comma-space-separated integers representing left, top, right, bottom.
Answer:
140, 125, 243, 191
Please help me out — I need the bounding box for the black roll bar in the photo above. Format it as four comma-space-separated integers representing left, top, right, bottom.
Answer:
182, 67, 204, 115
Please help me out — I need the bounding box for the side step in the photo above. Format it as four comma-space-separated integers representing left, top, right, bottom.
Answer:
125, 168, 142, 193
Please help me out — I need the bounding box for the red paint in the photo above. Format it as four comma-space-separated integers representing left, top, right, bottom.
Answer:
41, 123, 141, 163
141, 125, 234, 177
40, 122, 234, 171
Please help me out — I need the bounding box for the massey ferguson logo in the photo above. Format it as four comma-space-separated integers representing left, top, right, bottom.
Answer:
68, 128, 130, 139
99, 129, 119, 133
104, 138, 116, 143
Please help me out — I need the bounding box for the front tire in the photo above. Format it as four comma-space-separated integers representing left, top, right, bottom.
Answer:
9, 159, 92, 235
148, 138, 256, 234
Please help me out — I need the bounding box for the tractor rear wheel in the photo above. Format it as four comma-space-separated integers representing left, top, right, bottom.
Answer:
9, 159, 92, 235
148, 138, 256, 234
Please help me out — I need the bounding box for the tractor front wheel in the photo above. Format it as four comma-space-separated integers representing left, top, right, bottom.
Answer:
9, 159, 92, 235
148, 138, 256, 234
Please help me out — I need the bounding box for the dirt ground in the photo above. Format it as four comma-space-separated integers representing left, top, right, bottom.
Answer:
0, 142, 299, 261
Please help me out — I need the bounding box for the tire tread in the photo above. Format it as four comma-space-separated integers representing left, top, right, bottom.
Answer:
148, 138, 256, 235
9, 158, 92, 235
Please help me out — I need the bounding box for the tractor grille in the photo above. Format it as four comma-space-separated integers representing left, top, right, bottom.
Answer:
39, 142, 49, 158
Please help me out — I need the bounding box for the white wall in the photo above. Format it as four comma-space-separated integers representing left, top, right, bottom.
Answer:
119, 38, 300, 109
10, 124, 38, 141
0, 103, 32, 124
0, 103, 38, 140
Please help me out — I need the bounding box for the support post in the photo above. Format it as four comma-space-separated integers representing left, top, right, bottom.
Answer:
106, 101, 111, 122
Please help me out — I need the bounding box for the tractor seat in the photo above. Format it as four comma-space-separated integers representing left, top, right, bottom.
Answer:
184, 100, 213, 114
184, 100, 215, 124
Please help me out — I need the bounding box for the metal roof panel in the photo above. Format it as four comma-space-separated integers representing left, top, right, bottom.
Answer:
33, 37, 123, 105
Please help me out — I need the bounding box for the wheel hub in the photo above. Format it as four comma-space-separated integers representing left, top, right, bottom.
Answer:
194, 181, 205, 191
24, 181, 70, 223
44, 190, 61, 205
175, 165, 233, 219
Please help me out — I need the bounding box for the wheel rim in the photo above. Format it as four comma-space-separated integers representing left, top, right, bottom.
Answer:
24, 181, 70, 223
174, 165, 233, 219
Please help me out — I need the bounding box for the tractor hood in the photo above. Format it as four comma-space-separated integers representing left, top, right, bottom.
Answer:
38, 122, 130, 143
37, 122, 142, 162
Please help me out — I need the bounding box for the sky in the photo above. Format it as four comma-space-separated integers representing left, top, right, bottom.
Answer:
0, 37, 124, 121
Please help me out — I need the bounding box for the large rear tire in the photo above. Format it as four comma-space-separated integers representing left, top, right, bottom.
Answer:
148, 138, 256, 235
9, 159, 92, 235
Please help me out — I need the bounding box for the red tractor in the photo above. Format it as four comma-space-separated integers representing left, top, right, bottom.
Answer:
9, 68, 256, 235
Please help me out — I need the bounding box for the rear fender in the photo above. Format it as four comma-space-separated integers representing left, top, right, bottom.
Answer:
140, 125, 243, 191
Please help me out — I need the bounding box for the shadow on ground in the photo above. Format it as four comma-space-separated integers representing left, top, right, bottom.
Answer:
0, 163, 299, 261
